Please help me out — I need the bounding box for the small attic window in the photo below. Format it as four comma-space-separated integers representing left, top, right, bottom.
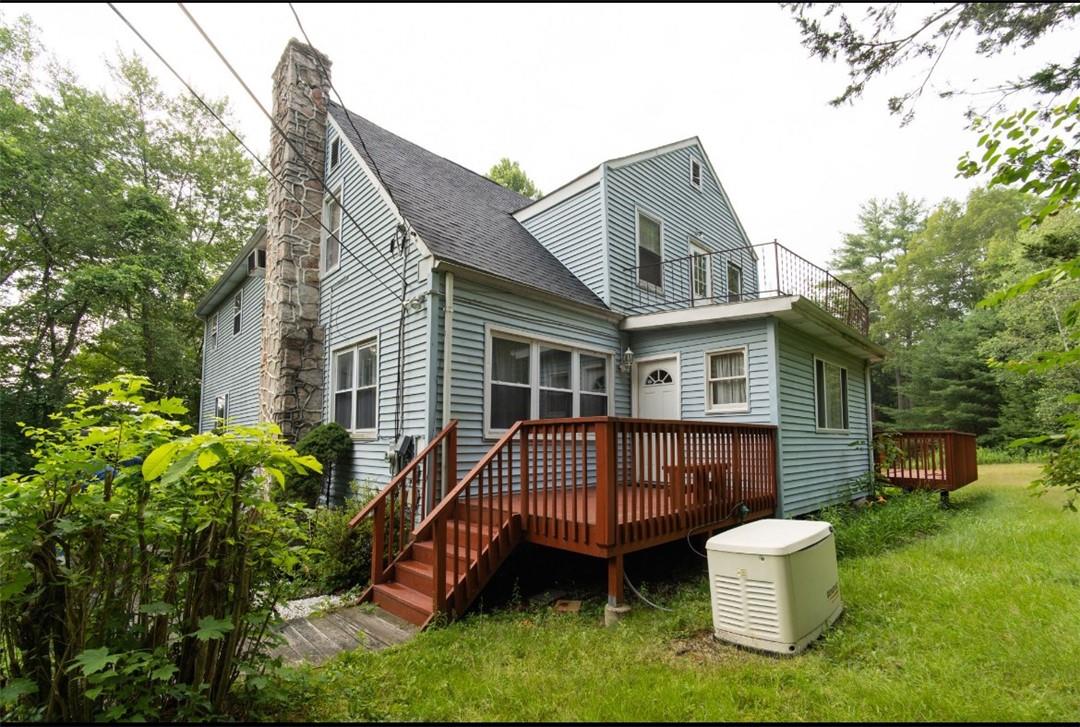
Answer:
247, 249, 266, 272
690, 159, 702, 190
330, 138, 340, 170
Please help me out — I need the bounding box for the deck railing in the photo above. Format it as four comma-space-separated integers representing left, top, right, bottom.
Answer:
625, 241, 870, 335
349, 420, 457, 586
876, 429, 978, 491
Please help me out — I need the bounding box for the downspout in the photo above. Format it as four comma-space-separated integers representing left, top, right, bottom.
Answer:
439, 271, 455, 498
864, 360, 875, 490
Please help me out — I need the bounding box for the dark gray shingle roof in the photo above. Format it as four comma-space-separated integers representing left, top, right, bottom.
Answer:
328, 102, 607, 311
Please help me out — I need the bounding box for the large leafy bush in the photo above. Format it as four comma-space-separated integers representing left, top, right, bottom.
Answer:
0, 376, 319, 721
285, 423, 353, 507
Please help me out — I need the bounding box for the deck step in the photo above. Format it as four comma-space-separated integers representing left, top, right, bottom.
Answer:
372, 582, 432, 626
411, 539, 471, 570
395, 558, 456, 593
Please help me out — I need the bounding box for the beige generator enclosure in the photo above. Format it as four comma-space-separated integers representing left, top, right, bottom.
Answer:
705, 519, 842, 655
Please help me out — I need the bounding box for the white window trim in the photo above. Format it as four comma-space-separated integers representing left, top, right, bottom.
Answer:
231, 292, 242, 337
332, 334, 380, 439
209, 312, 218, 350
689, 238, 712, 306
727, 261, 744, 302
690, 157, 702, 191
483, 325, 614, 439
813, 355, 850, 433
704, 346, 750, 414
630, 352, 681, 418
634, 206, 665, 292
214, 393, 229, 424
322, 182, 344, 276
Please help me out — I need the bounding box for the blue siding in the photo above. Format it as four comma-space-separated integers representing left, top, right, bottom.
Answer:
199, 272, 264, 431
445, 277, 625, 480
321, 121, 433, 491
629, 319, 774, 425
776, 322, 871, 516
520, 183, 607, 302
605, 144, 758, 312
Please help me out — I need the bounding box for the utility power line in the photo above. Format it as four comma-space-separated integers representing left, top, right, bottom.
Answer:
105, 2, 402, 300
175, 1, 406, 288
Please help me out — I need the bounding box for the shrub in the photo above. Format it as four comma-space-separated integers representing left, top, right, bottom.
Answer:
809, 489, 947, 560
285, 423, 353, 507
0, 376, 319, 722
300, 501, 375, 596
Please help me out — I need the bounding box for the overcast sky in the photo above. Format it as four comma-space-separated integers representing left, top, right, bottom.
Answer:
8, 3, 1078, 264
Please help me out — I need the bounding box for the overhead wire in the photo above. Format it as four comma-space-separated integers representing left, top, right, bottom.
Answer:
174, 1, 406, 288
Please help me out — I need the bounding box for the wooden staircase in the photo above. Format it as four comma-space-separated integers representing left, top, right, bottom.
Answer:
350, 421, 524, 627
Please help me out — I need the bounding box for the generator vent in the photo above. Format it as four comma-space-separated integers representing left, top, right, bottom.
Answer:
713, 574, 780, 638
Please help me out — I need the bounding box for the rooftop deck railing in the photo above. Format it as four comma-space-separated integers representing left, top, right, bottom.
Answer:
625, 241, 870, 336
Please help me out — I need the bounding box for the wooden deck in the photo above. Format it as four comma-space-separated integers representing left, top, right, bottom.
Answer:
350, 417, 778, 626
877, 430, 978, 492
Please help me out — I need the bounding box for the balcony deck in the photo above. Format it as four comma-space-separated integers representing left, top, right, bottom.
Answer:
625, 241, 870, 336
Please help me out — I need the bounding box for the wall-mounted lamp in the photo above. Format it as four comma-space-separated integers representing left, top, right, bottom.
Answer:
618, 347, 634, 375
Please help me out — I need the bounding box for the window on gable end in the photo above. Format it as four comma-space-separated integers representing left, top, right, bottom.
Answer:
690, 158, 702, 189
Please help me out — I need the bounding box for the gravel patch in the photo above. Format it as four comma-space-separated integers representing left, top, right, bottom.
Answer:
276, 593, 351, 622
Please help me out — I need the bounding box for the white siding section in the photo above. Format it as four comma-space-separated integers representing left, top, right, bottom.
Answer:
199, 273, 264, 431
777, 322, 871, 516
520, 182, 606, 302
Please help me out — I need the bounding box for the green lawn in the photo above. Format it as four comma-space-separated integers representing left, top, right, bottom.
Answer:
273, 464, 1080, 722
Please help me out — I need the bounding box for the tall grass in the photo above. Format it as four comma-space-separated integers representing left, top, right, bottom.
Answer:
810, 489, 947, 559
977, 446, 1046, 465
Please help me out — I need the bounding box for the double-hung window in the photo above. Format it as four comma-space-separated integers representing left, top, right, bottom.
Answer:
705, 348, 748, 412
232, 293, 242, 335
727, 262, 743, 303
690, 239, 711, 305
637, 211, 663, 288
209, 312, 218, 350
815, 358, 849, 431
334, 340, 378, 434
323, 189, 342, 273
690, 158, 702, 189
487, 331, 612, 434
214, 394, 229, 426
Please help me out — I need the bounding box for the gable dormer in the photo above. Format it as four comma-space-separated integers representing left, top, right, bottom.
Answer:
513, 138, 756, 315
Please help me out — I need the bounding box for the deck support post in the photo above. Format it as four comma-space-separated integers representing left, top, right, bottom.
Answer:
605, 554, 630, 626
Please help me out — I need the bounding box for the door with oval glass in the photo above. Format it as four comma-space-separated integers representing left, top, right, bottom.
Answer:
636, 356, 679, 420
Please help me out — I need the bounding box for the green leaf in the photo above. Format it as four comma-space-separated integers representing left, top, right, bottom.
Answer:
191, 615, 233, 641
138, 601, 174, 616
197, 448, 221, 471
150, 663, 178, 681
0, 568, 32, 601
142, 441, 178, 481
0, 677, 36, 705
160, 449, 198, 485
265, 466, 285, 488
70, 647, 120, 676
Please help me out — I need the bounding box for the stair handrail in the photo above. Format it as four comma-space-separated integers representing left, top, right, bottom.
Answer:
412, 420, 522, 539
348, 420, 458, 529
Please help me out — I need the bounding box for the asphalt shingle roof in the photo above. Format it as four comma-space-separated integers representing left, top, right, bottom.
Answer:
328, 102, 607, 311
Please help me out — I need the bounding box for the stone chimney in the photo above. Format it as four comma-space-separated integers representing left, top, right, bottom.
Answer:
259, 40, 332, 441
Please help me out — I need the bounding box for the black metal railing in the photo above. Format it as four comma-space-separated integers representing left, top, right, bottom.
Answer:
624, 241, 869, 335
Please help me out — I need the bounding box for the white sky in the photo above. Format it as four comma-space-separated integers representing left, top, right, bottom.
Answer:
8, 2, 1079, 265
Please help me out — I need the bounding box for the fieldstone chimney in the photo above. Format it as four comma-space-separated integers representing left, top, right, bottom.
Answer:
259, 40, 332, 441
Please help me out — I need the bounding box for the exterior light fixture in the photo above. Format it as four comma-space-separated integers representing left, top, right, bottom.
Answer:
619, 347, 634, 375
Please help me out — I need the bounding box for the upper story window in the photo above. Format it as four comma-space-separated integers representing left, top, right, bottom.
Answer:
232, 292, 242, 335
330, 138, 340, 170
690, 239, 711, 305
727, 262, 743, 303
214, 393, 229, 428
487, 331, 612, 434
334, 339, 378, 434
706, 348, 748, 412
815, 358, 849, 431
247, 248, 266, 272
323, 189, 342, 273
690, 158, 702, 190
636, 210, 663, 289
209, 312, 218, 350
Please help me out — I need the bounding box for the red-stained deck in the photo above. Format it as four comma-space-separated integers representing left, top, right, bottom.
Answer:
878, 430, 978, 492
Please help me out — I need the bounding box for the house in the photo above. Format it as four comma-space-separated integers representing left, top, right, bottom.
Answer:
195, 40, 887, 625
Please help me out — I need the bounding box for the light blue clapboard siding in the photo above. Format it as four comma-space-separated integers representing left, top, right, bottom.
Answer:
605, 144, 758, 313
199, 272, 264, 432
629, 319, 774, 425
446, 277, 626, 480
520, 182, 607, 302
776, 322, 871, 516
321, 121, 433, 492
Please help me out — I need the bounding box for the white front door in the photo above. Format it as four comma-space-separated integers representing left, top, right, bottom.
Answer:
636, 357, 680, 420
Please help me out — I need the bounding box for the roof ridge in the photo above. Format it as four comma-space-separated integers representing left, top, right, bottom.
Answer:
327, 100, 533, 208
